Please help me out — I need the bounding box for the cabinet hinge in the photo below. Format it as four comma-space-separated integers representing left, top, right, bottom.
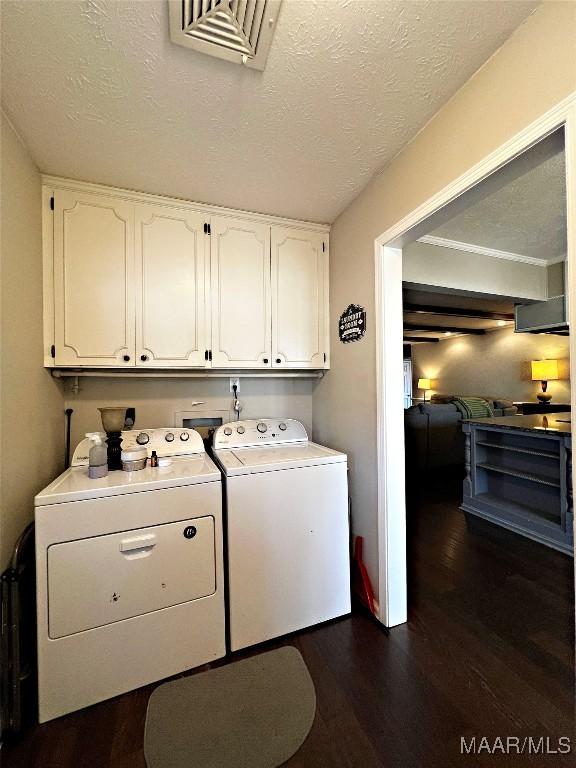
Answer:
322, 242, 325, 253
50, 197, 54, 211
50, 344, 56, 359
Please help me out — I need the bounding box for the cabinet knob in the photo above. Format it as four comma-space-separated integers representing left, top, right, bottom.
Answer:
263, 358, 269, 364
140, 354, 149, 362
123, 354, 130, 362
275, 358, 282, 364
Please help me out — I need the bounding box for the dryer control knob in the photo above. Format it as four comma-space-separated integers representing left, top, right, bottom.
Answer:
237, 425, 245, 434
165, 432, 175, 442
278, 423, 287, 431
136, 432, 149, 445
257, 422, 267, 433
224, 427, 233, 436
180, 432, 190, 441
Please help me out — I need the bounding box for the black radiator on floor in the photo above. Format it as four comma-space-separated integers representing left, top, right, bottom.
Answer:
0, 523, 37, 740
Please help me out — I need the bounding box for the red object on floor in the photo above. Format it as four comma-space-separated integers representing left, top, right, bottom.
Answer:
352, 536, 376, 616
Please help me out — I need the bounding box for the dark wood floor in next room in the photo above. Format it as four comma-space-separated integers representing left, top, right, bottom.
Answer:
4, 480, 574, 768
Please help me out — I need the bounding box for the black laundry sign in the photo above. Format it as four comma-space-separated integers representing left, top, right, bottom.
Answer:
339, 304, 366, 343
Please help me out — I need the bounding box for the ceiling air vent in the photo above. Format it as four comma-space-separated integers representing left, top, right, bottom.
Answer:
169, 0, 282, 71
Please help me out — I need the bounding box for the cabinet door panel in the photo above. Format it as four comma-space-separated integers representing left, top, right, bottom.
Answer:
136, 206, 207, 367
210, 217, 271, 368
271, 228, 327, 369
53, 190, 135, 366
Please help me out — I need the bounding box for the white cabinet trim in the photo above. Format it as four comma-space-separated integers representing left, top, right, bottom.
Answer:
43, 176, 329, 233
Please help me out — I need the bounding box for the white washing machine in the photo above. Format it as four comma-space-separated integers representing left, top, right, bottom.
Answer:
35, 427, 225, 723
212, 419, 351, 651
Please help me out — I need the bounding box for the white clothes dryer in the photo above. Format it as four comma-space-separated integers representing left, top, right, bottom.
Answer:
35, 427, 225, 722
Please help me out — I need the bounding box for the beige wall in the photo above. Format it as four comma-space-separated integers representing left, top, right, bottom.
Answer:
403, 241, 547, 301
411, 328, 571, 404
65, 377, 314, 450
0, 111, 64, 569
312, 2, 576, 599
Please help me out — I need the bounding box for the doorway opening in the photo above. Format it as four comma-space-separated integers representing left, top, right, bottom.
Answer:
376, 107, 576, 722
375, 98, 576, 630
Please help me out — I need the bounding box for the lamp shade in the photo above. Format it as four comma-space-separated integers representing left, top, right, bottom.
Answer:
531, 359, 559, 381
417, 378, 431, 390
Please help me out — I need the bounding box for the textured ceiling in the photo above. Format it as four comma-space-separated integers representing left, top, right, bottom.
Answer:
429, 151, 566, 261
1, 0, 538, 223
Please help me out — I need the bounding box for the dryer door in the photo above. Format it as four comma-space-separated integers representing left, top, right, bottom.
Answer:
48, 516, 215, 638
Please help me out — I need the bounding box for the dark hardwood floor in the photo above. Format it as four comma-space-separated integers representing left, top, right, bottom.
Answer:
3, 475, 574, 767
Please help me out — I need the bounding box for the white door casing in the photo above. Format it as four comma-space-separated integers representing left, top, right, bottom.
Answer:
53, 189, 135, 366
271, 227, 327, 369
135, 204, 207, 367
375, 93, 576, 629
210, 216, 271, 368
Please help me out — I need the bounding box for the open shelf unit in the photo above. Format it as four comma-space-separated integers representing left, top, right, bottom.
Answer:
461, 422, 573, 555
476, 463, 560, 488
475, 440, 559, 460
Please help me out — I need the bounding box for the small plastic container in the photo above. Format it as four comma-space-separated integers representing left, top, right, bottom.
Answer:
87, 432, 108, 479
121, 446, 148, 472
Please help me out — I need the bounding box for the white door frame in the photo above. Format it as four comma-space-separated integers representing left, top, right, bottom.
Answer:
375, 92, 576, 628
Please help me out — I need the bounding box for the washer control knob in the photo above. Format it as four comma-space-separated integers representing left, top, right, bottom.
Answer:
165, 432, 175, 442
237, 425, 245, 434
224, 427, 233, 436
136, 432, 149, 445
278, 423, 287, 431
180, 432, 190, 441
257, 422, 267, 433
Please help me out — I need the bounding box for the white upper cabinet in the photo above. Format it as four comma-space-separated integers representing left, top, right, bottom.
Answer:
45, 179, 330, 371
135, 205, 207, 367
52, 189, 135, 367
271, 227, 328, 369
210, 216, 272, 368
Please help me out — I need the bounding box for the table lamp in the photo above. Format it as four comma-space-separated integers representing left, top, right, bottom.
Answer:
531, 359, 558, 403
418, 378, 432, 402
98, 406, 127, 470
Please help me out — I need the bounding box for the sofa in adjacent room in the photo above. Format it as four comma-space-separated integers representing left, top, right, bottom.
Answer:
404, 394, 518, 471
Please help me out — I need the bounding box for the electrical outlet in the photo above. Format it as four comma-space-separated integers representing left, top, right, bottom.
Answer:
229, 377, 240, 393
125, 407, 136, 429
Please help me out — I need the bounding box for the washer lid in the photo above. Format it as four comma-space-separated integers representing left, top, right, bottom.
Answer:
35, 454, 220, 506
214, 442, 347, 476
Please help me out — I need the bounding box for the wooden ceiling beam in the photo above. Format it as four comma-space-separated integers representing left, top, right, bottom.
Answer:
404, 323, 486, 335
403, 337, 440, 343
403, 303, 514, 321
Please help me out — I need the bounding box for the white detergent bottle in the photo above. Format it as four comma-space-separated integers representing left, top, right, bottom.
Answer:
86, 432, 108, 479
